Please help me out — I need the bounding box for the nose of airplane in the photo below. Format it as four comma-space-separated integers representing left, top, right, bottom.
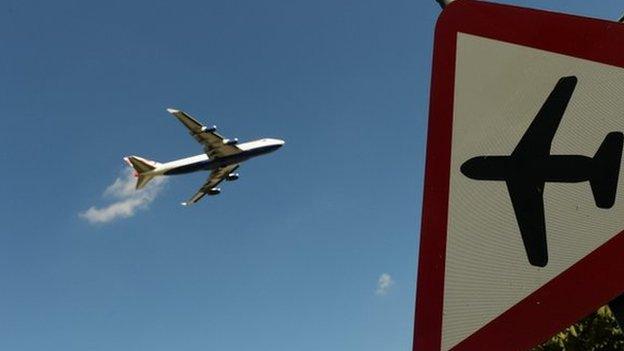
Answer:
275, 139, 285, 147
460, 157, 484, 179
460, 158, 476, 177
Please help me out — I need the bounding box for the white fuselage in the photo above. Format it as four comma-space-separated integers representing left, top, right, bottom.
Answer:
145, 138, 284, 177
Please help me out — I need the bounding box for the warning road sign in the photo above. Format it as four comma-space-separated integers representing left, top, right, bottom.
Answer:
414, 1, 624, 350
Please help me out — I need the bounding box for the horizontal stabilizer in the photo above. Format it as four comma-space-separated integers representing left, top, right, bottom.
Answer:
124, 156, 156, 174
590, 132, 624, 208
135, 174, 155, 190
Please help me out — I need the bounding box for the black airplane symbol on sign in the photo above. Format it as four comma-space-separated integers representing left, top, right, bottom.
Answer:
460, 76, 623, 267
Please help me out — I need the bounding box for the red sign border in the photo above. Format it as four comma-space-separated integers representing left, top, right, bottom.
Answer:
414, 1, 624, 350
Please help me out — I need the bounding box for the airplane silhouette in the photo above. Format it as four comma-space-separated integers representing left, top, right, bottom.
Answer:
460, 76, 623, 267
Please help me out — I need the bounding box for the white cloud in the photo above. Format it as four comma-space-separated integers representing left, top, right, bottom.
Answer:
375, 273, 395, 295
80, 168, 166, 224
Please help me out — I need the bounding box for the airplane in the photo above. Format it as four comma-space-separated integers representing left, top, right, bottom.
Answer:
460, 76, 623, 267
124, 108, 285, 206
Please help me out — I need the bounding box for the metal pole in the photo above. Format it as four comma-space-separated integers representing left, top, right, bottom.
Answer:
436, 0, 454, 9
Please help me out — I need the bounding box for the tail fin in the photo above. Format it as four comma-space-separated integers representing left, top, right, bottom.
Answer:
124, 156, 160, 190
590, 132, 624, 208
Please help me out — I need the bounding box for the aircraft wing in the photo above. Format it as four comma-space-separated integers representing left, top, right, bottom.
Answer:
506, 176, 549, 267
181, 164, 240, 206
167, 108, 242, 159
512, 76, 578, 157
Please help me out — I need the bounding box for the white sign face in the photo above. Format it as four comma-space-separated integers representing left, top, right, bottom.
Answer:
442, 33, 624, 350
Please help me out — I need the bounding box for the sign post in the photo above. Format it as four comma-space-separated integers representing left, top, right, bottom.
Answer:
414, 1, 624, 350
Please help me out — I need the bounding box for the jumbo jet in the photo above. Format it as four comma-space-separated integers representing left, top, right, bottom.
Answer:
124, 109, 285, 206
460, 76, 623, 267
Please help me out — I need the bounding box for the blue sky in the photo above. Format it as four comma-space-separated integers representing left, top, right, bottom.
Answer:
0, 1, 622, 350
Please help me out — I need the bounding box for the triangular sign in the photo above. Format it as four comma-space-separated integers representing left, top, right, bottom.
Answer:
414, 1, 624, 350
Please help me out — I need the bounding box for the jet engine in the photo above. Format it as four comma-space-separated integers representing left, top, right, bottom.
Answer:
201, 125, 217, 132
208, 188, 221, 195
226, 173, 239, 181
223, 138, 238, 145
